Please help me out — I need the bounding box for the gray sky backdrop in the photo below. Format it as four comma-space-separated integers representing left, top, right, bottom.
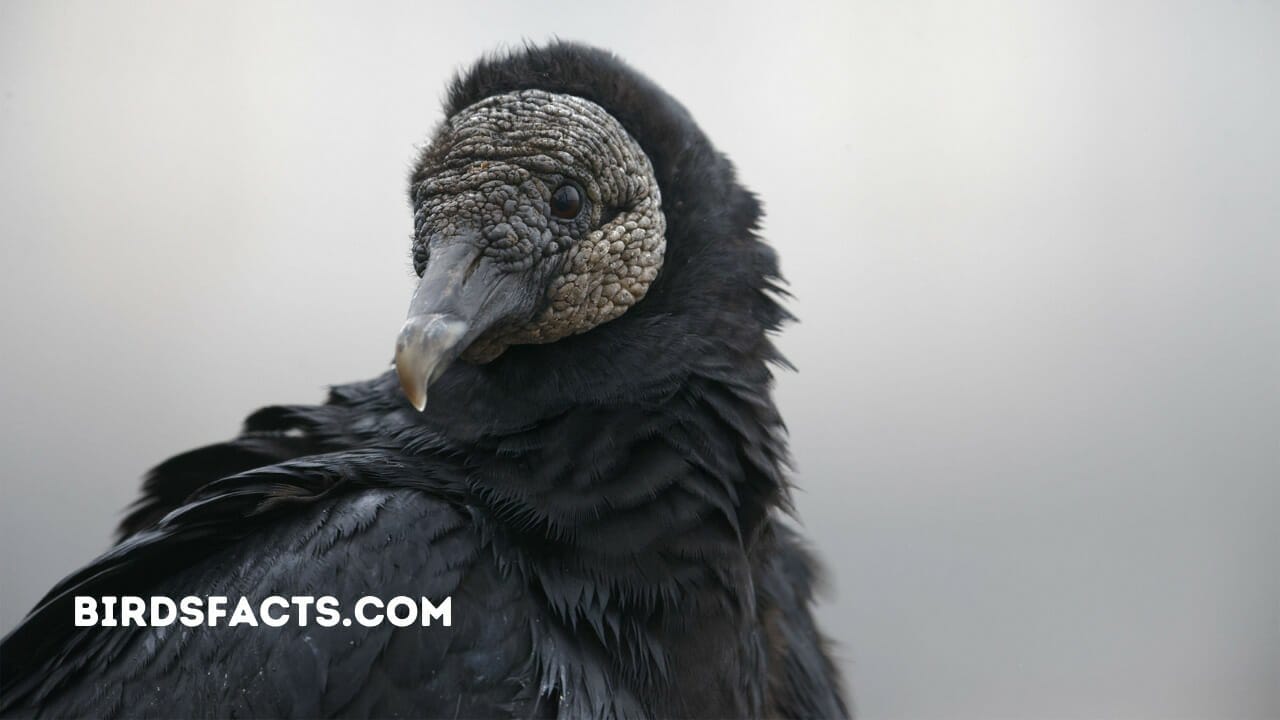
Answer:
1, 2, 1277, 718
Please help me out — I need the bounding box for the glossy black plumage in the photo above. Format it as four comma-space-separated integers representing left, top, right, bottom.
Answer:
0, 42, 848, 719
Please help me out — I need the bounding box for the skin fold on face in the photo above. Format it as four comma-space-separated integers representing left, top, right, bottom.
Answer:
394, 90, 667, 410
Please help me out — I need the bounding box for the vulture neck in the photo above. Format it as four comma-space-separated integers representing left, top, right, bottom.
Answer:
402, 270, 792, 688
418, 293, 792, 552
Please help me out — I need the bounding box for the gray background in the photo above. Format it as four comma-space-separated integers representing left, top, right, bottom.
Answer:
2, 1, 1277, 718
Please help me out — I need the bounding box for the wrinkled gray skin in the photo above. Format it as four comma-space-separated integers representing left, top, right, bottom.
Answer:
395, 90, 666, 409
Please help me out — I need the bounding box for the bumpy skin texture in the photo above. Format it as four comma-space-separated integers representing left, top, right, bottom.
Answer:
0, 42, 849, 720
412, 90, 665, 362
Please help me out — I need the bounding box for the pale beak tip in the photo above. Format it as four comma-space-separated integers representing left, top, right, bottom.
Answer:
394, 314, 468, 413
394, 357, 428, 411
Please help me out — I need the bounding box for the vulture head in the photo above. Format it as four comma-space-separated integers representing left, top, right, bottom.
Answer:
394, 42, 788, 415
395, 89, 666, 409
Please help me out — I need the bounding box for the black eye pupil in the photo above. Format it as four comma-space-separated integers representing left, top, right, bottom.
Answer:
550, 184, 582, 219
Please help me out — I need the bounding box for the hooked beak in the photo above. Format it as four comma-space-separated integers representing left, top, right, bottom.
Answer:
393, 238, 531, 411
395, 313, 467, 411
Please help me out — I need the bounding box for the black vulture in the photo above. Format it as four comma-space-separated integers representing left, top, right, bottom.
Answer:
0, 42, 849, 719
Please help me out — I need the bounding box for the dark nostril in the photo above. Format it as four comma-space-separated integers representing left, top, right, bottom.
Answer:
460, 247, 485, 284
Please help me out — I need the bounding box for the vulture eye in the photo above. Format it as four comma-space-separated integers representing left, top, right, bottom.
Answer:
549, 183, 583, 219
